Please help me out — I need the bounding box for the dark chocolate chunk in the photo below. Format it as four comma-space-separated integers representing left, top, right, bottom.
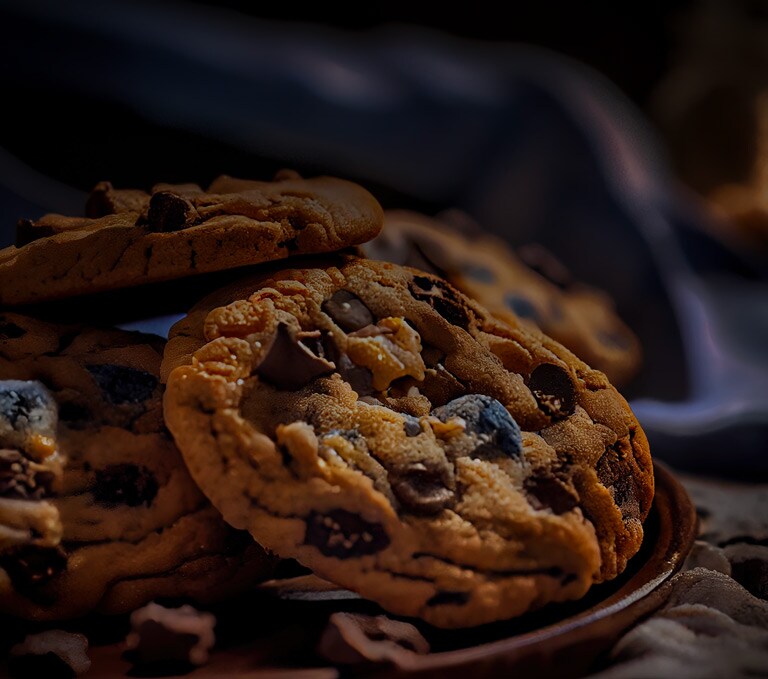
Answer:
597, 329, 632, 350
461, 263, 495, 283
517, 244, 573, 289
86, 364, 158, 405
432, 395, 522, 459
304, 509, 389, 558
504, 294, 540, 321
403, 415, 422, 437
527, 363, 577, 420
418, 365, 467, 407
257, 323, 336, 390
408, 276, 472, 329
9, 631, 90, 678
426, 590, 470, 606
525, 475, 579, 514
0, 545, 67, 591
145, 191, 200, 232
317, 612, 429, 665
0, 319, 26, 340
92, 464, 159, 508
322, 290, 374, 332
390, 462, 455, 515
0, 449, 56, 500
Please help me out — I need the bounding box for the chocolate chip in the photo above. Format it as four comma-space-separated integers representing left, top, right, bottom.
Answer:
596, 447, 641, 522
432, 395, 522, 459
461, 263, 495, 283
15, 219, 56, 247
86, 364, 158, 405
257, 323, 336, 390
337, 354, 375, 397
390, 462, 455, 515
527, 363, 577, 420
318, 612, 430, 665
525, 476, 579, 514
145, 191, 200, 232
0, 449, 56, 500
92, 464, 158, 507
426, 590, 470, 606
304, 509, 389, 558
408, 276, 472, 329
504, 294, 540, 321
0, 545, 67, 591
403, 416, 421, 437
597, 329, 632, 350
9, 631, 90, 679
418, 366, 466, 407
0, 319, 26, 340
322, 291, 374, 332
517, 244, 573, 289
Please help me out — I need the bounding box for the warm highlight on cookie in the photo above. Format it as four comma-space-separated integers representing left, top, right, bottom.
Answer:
164, 256, 653, 628
0, 313, 276, 620
0, 172, 383, 306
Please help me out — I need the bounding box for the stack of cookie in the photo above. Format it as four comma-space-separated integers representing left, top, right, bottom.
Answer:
0, 171, 652, 636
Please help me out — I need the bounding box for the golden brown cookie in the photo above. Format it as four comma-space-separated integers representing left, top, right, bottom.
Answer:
362, 211, 642, 386
0, 313, 277, 620
163, 256, 653, 628
0, 172, 383, 306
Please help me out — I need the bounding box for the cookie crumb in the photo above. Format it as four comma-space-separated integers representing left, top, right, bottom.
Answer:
9, 630, 90, 678
126, 602, 216, 667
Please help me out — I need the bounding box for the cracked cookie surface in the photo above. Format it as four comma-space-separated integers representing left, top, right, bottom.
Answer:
0, 172, 383, 305
0, 313, 276, 620
362, 211, 641, 386
164, 257, 653, 628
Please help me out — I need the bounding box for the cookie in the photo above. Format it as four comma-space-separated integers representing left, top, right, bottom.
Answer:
163, 256, 653, 628
362, 210, 641, 386
0, 313, 277, 620
0, 171, 383, 305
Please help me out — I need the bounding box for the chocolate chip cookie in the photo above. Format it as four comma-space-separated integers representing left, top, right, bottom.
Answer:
0, 172, 382, 306
163, 256, 653, 628
0, 313, 276, 620
362, 210, 641, 386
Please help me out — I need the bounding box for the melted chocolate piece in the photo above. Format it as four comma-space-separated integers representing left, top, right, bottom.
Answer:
86, 364, 158, 405
145, 191, 200, 232
432, 395, 522, 459
0, 545, 67, 591
304, 509, 389, 558
525, 475, 579, 514
0, 319, 26, 340
527, 363, 577, 420
256, 323, 336, 390
408, 276, 472, 330
461, 263, 495, 283
504, 294, 539, 321
597, 329, 632, 350
0, 449, 55, 500
517, 244, 573, 290
389, 462, 455, 515
596, 447, 641, 522
426, 590, 470, 606
92, 464, 159, 508
418, 365, 467, 407
322, 291, 374, 332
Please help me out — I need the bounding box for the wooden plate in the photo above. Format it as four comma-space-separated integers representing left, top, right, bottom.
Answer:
4, 462, 696, 678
